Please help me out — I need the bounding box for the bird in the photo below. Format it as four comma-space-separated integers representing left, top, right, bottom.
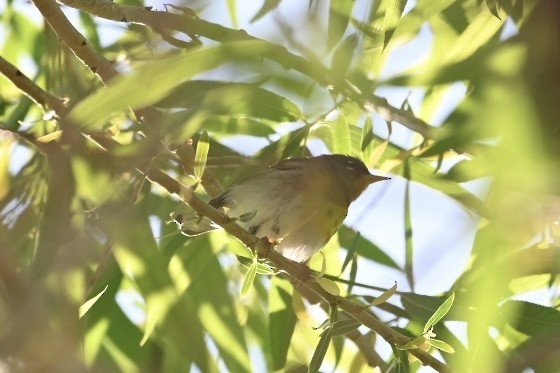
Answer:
174, 154, 389, 263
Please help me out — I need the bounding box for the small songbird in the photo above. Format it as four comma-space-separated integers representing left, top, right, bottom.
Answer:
175, 154, 389, 262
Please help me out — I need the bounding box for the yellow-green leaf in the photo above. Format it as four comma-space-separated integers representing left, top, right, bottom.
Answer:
370, 282, 397, 306
194, 130, 209, 181
79, 285, 108, 319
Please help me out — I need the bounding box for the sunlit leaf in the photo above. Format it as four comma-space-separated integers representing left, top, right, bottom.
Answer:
328, 0, 354, 50
424, 293, 455, 333
501, 300, 560, 337
79, 285, 108, 319
331, 115, 352, 155
403, 160, 414, 288
269, 276, 296, 370
427, 338, 455, 354
250, 0, 281, 23
309, 326, 332, 373
194, 130, 209, 181
331, 34, 358, 76
317, 277, 340, 295
332, 319, 361, 336
241, 262, 257, 296
383, 0, 408, 50
399, 335, 427, 350
69, 41, 278, 129
370, 282, 397, 306
157, 80, 303, 123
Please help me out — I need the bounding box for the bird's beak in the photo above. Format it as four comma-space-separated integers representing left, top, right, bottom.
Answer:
364, 174, 390, 184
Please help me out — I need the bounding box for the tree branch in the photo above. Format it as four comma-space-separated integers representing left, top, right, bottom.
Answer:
58, 0, 440, 141
0, 56, 68, 116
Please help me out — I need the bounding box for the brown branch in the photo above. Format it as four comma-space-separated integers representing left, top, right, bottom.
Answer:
0, 56, 68, 116
33, 0, 118, 84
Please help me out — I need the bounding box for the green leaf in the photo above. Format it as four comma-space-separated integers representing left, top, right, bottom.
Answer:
331, 115, 352, 155
331, 34, 358, 76
331, 319, 362, 336
360, 115, 375, 153
309, 326, 333, 373
427, 338, 455, 354
327, 0, 354, 50
226, 0, 239, 28
398, 335, 427, 350
69, 41, 276, 129
403, 159, 414, 288
269, 276, 297, 370
241, 262, 257, 296
317, 277, 340, 296
255, 262, 276, 275
383, 0, 408, 50
250, 0, 281, 23
157, 80, 303, 123
485, 0, 502, 20
501, 300, 560, 337
194, 130, 209, 181
370, 282, 398, 306
424, 293, 455, 333
183, 234, 251, 372
79, 285, 108, 319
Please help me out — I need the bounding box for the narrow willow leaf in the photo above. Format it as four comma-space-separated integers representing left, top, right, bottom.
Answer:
331, 34, 358, 76
309, 326, 333, 373
360, 116, 374, 152
398, 335, 426, 350
241, 262, 257, 296
255, 262, 275, 275
501, 300, 560, 337
485, 0, 502, 19
226, 0, 239, 28
79, 285, 108, 318
423, 293, 455, 333
427, 338, 455, 354
332, 115, 352, 155
331, 319, 362, 336
69, 41, 274, 129
369, 140, 389, 167
370, 282, 397, 306
250, 0, 281, 23
383, 0, 408, 50
193, 130, 209, 181
318, 252, 327, 277
317, 278, 340, 296
36, 130, 62, 143
292, 290, 310, 324
403, 160, 414, 289
327, 0, 354, 50
269, 277, 296, 370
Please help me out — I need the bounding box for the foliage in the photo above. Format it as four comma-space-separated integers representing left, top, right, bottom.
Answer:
1, 0, 559, 372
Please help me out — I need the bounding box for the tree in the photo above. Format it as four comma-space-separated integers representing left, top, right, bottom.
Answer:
1, 0, 559, 371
